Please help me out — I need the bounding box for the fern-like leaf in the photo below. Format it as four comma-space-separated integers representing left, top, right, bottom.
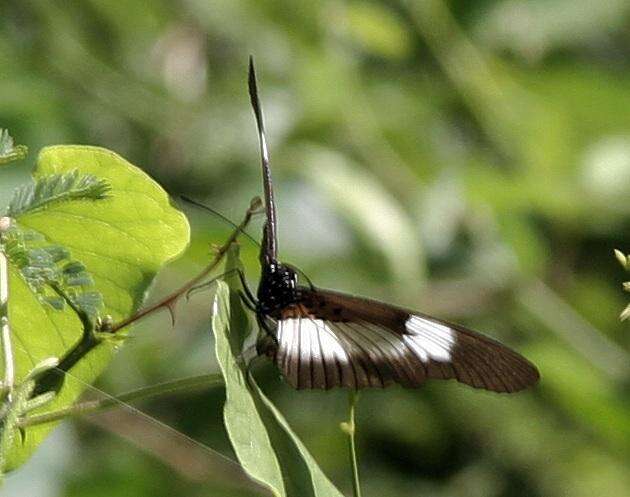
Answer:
0, 129, 28, 165
7, 170, 111, 217
1, 224, 103, 319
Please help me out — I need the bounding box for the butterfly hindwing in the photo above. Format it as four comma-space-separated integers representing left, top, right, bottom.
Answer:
266, 288, 539, 393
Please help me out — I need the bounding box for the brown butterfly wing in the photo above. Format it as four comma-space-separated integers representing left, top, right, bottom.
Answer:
263, 288, 539, 393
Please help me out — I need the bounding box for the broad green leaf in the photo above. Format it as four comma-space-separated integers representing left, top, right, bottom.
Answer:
4, 145, 189, 469
212, 249, 345, 497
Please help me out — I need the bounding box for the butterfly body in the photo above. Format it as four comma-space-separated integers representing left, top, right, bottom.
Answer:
256, 261, 299, 316
247, 57, 539, 393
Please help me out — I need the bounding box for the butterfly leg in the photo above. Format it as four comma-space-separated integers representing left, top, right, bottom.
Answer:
238, 290, 257, 311
237, 269, 258, 306
233, 269, 278, 356
185, 268, 241, 300
255, 314, 279, 358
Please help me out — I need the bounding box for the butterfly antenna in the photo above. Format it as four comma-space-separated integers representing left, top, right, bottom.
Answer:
180, 196, 260, 248
248, 56, 278, 260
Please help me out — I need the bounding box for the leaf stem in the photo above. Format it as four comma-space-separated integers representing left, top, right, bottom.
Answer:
345, 390, 362, 497
20, 373, 223, 428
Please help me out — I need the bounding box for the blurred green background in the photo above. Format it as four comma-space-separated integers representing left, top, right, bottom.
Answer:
1, 0, 630, 496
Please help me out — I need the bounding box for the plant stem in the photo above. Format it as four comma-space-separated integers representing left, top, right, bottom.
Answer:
0, 379, 35, 476
346, 390, 362, 497
0, 239, 14, 398
21, 373, 223, 428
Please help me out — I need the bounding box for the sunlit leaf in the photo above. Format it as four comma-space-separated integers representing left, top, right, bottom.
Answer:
4, 145, 190, 469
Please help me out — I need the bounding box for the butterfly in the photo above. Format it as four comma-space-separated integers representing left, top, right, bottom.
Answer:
242, 57, 539, 393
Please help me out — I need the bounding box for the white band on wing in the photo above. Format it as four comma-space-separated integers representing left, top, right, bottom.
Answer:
278, 318, 350, 363
403, 315, 456, 362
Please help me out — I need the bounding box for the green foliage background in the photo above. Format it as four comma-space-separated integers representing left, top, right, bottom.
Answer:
1, 1, 629, 496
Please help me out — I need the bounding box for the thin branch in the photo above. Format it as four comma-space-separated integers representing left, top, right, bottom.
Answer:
341, 391, 362, 497
20, 373, 223, 428
108, 196, 262, 334
33, 197, 261, 396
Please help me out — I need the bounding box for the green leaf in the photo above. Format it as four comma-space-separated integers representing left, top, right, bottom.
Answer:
7, 169, 111, 217
3, 145, 189, 469
212, 247, 344, 497
2, 224, 103, 319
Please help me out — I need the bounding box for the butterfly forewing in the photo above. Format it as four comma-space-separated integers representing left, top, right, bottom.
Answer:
266, 288, 539, 393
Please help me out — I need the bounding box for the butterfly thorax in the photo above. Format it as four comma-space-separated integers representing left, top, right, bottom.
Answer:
257, 260, 300, 316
